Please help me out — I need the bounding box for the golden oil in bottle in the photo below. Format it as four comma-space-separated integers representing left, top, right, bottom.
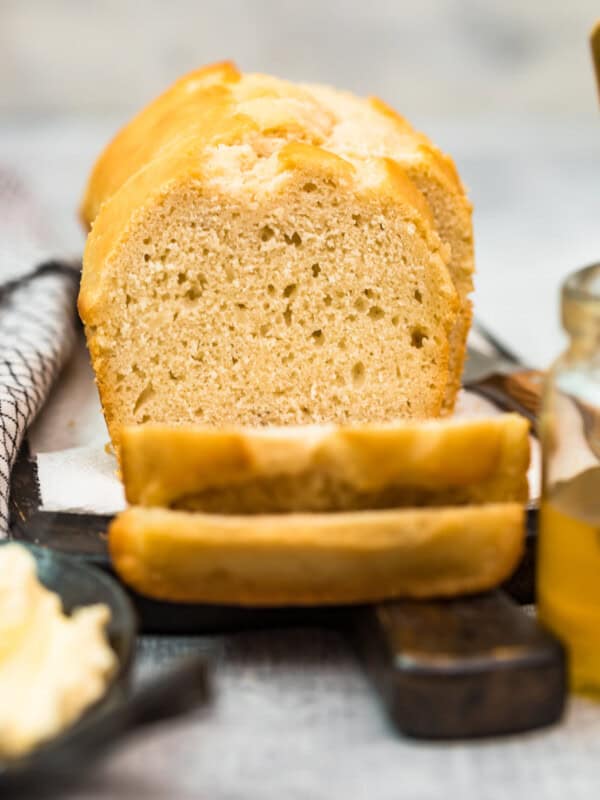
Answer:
539, 467, 600, 693
538, 263, 600, 694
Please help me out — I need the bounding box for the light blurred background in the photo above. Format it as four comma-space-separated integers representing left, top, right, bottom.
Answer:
1, 0, 599, 364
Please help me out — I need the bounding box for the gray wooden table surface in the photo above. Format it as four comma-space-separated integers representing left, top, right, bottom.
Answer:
2, 115, 600, 798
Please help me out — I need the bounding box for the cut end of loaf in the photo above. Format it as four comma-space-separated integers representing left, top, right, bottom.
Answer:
85, 155, 457, 443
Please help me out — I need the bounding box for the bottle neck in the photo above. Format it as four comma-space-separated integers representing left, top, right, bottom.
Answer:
562, 263, 600, 359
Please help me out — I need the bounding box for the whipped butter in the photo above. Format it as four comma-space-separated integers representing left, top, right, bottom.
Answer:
0, 544, 116, 758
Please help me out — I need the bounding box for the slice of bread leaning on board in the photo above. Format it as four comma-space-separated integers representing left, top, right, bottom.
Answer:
79, 62, 529, 606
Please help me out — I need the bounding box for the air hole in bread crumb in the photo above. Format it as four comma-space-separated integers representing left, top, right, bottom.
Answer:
391, 315, 400, 327
133, 382, 155, 415
131, 364, 145, 378
140, 415, 150, 424
185, 286, 202, 301
368, 305, 384, 321
283, 283, 297, 299
352, 361, 365, 387
414, 289, 423, 303
144, 254, 150, 262
232, 356, 238, 365
324, 294, 332, 306
177, 272, 187, 285
260, 225, 275, 242
194, 407, 203, 417
267, 284, 275, 296
190, 221, 197, 229
283, 306, 292, 326
151, 354, 159, 366
143, 237, 151, 245
364, 288, 374, 298
173, 311, 179, 322
260, 323, 270, 337
354, 297, 367, 312
311, 330, 324, 346
284, 232, 302, 247
338, 338, 347, 350
125, 294, 132, 307
236, 303, 247, 310
116, 373, 125, 383
411, 328, 428, 349
168, 370, 180, 381
302, 182, 317, 192
352, 214, 362, 226
311, 263, 321, 277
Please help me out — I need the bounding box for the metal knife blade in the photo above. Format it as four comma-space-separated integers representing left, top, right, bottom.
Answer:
463, 325, 543, 430
463, 345, 525, 385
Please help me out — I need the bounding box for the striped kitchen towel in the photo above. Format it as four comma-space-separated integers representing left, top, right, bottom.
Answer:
0, 169, 79, 536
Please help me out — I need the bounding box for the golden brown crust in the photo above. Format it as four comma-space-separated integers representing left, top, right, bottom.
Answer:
80, 61, 242, 227
108, 503, 525, 605
120, 414, 530, 511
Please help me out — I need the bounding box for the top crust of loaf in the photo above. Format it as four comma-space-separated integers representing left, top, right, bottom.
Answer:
80, 62, 468, 230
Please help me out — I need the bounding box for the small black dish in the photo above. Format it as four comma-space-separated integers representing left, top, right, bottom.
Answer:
0, 543, 136, 787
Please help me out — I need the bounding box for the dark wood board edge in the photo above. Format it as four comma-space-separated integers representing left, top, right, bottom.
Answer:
352, 592, 566, 739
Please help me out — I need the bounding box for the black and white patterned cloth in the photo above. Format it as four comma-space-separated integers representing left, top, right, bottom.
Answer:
0, 170, 79, 537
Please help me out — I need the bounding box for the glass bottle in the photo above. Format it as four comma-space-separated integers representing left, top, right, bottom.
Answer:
538, 262, 600, 693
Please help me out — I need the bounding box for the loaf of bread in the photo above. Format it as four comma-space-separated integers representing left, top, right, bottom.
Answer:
120, 414, 530, 512
109, 503, 524, 605
79, 63, 473, 448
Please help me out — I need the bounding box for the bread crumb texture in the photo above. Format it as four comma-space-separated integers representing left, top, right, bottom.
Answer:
79, 62, 474, 445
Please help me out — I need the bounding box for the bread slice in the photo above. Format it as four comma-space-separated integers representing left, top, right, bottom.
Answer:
108, 503, 525, 605
120, 414, 530, 512
306, 88, 474, 412
79, 64, 469, 450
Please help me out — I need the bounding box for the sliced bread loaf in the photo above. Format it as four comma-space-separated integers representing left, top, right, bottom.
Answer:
79, 64, 471, 448
109, 503, 525, 605
80, 64, 473, 414
120, 414, 530, 512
